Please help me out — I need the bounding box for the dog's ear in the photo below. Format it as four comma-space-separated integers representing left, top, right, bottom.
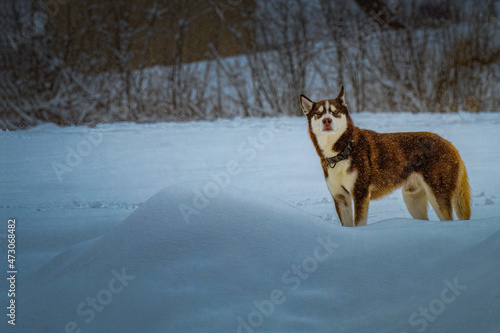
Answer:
336, 85, 346, 106
300, 94, 314, 115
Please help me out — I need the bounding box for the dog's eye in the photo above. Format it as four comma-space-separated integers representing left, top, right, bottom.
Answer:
333, 110, 339, 115
315, 111, 322, 115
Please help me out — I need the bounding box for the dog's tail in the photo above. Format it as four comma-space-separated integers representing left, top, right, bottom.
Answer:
453, 160, 471, 220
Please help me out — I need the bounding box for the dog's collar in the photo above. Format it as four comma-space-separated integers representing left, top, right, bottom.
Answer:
325, 141, 353, 168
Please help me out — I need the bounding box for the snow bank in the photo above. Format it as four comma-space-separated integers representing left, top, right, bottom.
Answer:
10, 182, 500, 333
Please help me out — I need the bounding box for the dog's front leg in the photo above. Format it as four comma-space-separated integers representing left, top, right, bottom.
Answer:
333, 193, 354, 227
353, 191, 369, 226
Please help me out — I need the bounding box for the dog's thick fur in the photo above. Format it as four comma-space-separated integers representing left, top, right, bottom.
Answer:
300, 86, 471, 226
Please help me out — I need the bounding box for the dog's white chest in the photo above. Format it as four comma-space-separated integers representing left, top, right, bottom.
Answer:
325, 160, 357, 196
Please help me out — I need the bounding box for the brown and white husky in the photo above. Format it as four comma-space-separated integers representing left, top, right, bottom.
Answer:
300, 86, 471, 227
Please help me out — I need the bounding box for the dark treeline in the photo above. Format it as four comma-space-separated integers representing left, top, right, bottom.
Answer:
1, 0, 499, 129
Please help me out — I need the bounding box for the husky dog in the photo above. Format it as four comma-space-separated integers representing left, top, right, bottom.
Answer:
300, 86, 471, 226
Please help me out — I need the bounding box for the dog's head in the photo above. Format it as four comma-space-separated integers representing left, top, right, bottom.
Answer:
300, 86, 349, 135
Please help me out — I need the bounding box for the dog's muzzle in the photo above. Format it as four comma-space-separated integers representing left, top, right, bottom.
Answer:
322, 117, 337, 132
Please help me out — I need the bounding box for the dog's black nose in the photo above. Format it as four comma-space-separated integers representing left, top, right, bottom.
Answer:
323, 118, 332, 125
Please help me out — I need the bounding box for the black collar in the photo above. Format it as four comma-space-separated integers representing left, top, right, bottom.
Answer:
325, 141, 353, 169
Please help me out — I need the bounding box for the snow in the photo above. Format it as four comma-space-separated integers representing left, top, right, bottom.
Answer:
1, 112, 500, 332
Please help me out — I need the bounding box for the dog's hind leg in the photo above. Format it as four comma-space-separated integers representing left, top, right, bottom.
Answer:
429, 195, 453, 220
422, 183, 454, 221
402, 173, 429, 220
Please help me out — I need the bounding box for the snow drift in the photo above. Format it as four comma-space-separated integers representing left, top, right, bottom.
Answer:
9, 182, 500, 333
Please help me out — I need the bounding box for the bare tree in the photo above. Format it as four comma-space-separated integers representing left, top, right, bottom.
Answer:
247, 0, 317, 116
2, 0, 498, 128
354, 0, 405, 29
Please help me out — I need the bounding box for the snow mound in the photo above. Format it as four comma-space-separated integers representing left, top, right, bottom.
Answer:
13, 182, 500, 333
